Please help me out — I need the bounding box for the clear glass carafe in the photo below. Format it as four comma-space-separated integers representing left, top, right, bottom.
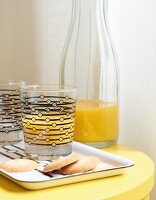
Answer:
60, 0, 118, 148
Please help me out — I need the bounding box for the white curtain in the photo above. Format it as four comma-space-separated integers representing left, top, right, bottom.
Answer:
0, 0, 155, 198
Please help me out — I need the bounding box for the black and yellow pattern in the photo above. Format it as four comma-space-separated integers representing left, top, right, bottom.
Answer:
21, 95, 76, 146
0, 89, 22, 134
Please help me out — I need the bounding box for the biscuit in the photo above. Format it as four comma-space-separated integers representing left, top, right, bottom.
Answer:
60, 156, 101, 175
0, 159, 38, 172
93, 162, 114, 171
93, 162, 106, 170
43, 153, 81, 173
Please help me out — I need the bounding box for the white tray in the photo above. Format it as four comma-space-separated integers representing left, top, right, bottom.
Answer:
0, 141, 134, 190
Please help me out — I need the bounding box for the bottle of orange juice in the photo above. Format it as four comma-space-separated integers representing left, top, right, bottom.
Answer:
60, 0, 118, 148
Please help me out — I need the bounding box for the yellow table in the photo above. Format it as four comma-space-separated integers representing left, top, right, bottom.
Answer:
0, 145, 155, 200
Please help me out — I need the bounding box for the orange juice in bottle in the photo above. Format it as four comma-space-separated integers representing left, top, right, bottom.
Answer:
74, 100, 118, 147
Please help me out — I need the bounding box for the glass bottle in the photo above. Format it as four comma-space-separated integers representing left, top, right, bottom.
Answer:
60, 0, 119, 148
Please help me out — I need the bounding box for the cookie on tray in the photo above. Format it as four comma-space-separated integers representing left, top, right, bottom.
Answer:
60, 156, 101, 175
43, 153, 81, 173
0, 159, 38, 172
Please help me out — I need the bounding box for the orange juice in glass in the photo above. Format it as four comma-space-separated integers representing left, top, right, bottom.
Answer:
74, 100, 119, 148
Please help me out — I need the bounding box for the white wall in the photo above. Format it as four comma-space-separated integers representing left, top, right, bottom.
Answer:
108, 0, 156, 198
0, 0, 155, 198
0, 0, 71, 84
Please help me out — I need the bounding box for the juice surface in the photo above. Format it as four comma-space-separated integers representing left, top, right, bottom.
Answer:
74, 100, 119, 142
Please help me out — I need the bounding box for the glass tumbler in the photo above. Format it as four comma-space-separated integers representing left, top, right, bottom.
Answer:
20, 85, 76, 160
0, 81, 25, 145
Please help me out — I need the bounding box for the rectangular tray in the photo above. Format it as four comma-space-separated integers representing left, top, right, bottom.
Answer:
0, 141, 134, 190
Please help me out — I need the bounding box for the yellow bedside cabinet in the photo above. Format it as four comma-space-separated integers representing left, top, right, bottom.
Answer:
0, 144, 155, 200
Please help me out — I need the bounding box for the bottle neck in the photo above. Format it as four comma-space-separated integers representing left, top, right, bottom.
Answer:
78, 0, 106, 12
76, 0, 107, 28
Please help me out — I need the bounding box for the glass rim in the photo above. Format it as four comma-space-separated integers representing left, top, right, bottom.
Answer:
0, 81, 26, 87
20, 84, 77, 93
